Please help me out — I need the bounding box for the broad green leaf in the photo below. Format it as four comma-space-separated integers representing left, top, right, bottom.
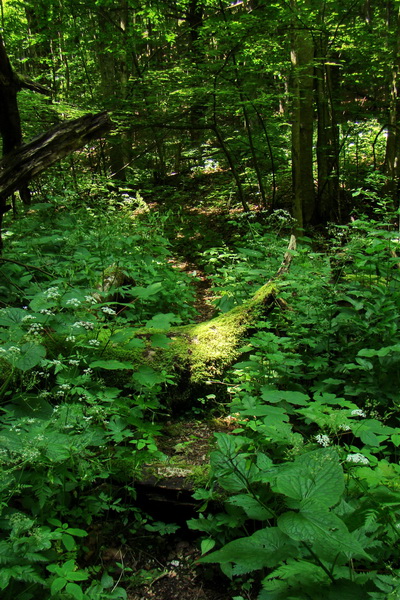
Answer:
130, 282, 162, 299
227, 494, 273, 520
51, 576, 67, 595
391, 433, 400, 446
0, 307, 28, 326
261, 389, 309, 405
67, 571, 89, 582
199, 527, 297, 573
150, 333, 171, 347
352, 419, 392, 447
62, 534, 75, 551
263, 558, 329, 587
90, 359, 133, 370
66, 528, 87, 537
131, 366, 165, 387
65, 582, 84, 600
277, 499, 370, 559
14, 343, 46, 371
109, 328, 138, 343
201, 539, 216, 554
273, 448, 344, 507
240, 404, 289, 420
145, 312, 175, 329
101, 573, 114, 589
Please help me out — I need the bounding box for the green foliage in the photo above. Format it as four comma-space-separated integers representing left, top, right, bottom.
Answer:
0, 184, 199, 597
189, 215, 400, 599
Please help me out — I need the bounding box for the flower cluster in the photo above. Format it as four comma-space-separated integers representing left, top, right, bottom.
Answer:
22, 314, 36, 322
26, 322, 43, 337
339, 423, 351, 431
346, 453, 369, 465
0, 346, 21, 359
101, 306, 116, 315
351, 409, 366, 417
40, 309, 55, 316
72, 321, 95, 330
66, 298, 81, 308
315, 434, 331, 447
45, 287, 61, 300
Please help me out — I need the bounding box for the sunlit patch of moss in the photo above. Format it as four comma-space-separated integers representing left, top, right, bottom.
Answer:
99, 282, 277, 385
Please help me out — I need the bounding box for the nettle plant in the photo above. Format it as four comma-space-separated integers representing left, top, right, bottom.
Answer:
191, 391, 400, 599
0, 280, 173, 599
0, 194, 197, 323
188, 223, 400, 599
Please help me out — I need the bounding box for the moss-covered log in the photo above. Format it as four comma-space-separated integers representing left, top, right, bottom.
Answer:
100, 281, 278, 392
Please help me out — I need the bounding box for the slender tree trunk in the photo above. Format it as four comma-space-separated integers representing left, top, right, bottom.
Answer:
0, 33, 31, 213
187, 0, 206, 142
315, 32, 340, 222
384, 2, 400, 203
96, 2, 131, 181
290, 2, 315, 229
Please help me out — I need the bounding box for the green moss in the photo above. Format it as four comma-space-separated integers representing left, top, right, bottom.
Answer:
27, 282, 277, 396
96, 281, 277, 385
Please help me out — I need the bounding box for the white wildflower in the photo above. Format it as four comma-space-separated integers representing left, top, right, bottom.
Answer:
27, 323, 43, 335
66, 298, 81, 307
40, 309, 55, 316
59, 383, 71, 391
101, 306, 116, 315
72, 321, 94, 330
22, 314, 36, 322
88, 339, 100, 347
45, 286, 61, 300
85, 295, 97, 304
346, 453, 369, 465
68, 359, 80, 366
8, 346, 21, 356
351, 409, 366, 418
339, 424, 351, 431
315, 434, 331, 447
83, 368, 93, 375
66, 335, 76, 342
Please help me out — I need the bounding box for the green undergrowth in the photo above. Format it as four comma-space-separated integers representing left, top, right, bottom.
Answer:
190, 216, 400, 599
1, 179, 400, 599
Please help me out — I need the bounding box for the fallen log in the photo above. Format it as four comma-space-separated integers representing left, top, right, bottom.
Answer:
0, 111, 112, 248
94, 237, 297, 405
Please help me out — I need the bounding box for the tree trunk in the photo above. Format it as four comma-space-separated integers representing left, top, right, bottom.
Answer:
315, 34, 340, 223
290, 2, 315, 229
0, 33, 23, 155
0, 33, 33, 210
0, 112, 112, 249
96, 2, 131, 181
384, 2, 400, 203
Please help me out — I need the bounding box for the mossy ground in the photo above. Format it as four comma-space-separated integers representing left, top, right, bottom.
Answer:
100, 281, 277, 390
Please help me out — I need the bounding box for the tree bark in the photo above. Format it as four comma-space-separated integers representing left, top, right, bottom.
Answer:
0, 111, 112, 249
0, 33, 23, 155
384, 2, 400, 203
290, 2, 315, 229
315, 34, 340, 223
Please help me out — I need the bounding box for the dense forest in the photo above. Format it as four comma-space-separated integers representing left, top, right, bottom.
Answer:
1, 0, 400, 598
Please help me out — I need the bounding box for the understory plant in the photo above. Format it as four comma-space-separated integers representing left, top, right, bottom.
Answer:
0, 189, 193, 598
190, 215, 400, 599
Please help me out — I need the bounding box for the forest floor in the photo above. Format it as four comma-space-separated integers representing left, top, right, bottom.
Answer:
123, 182, 253, 599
